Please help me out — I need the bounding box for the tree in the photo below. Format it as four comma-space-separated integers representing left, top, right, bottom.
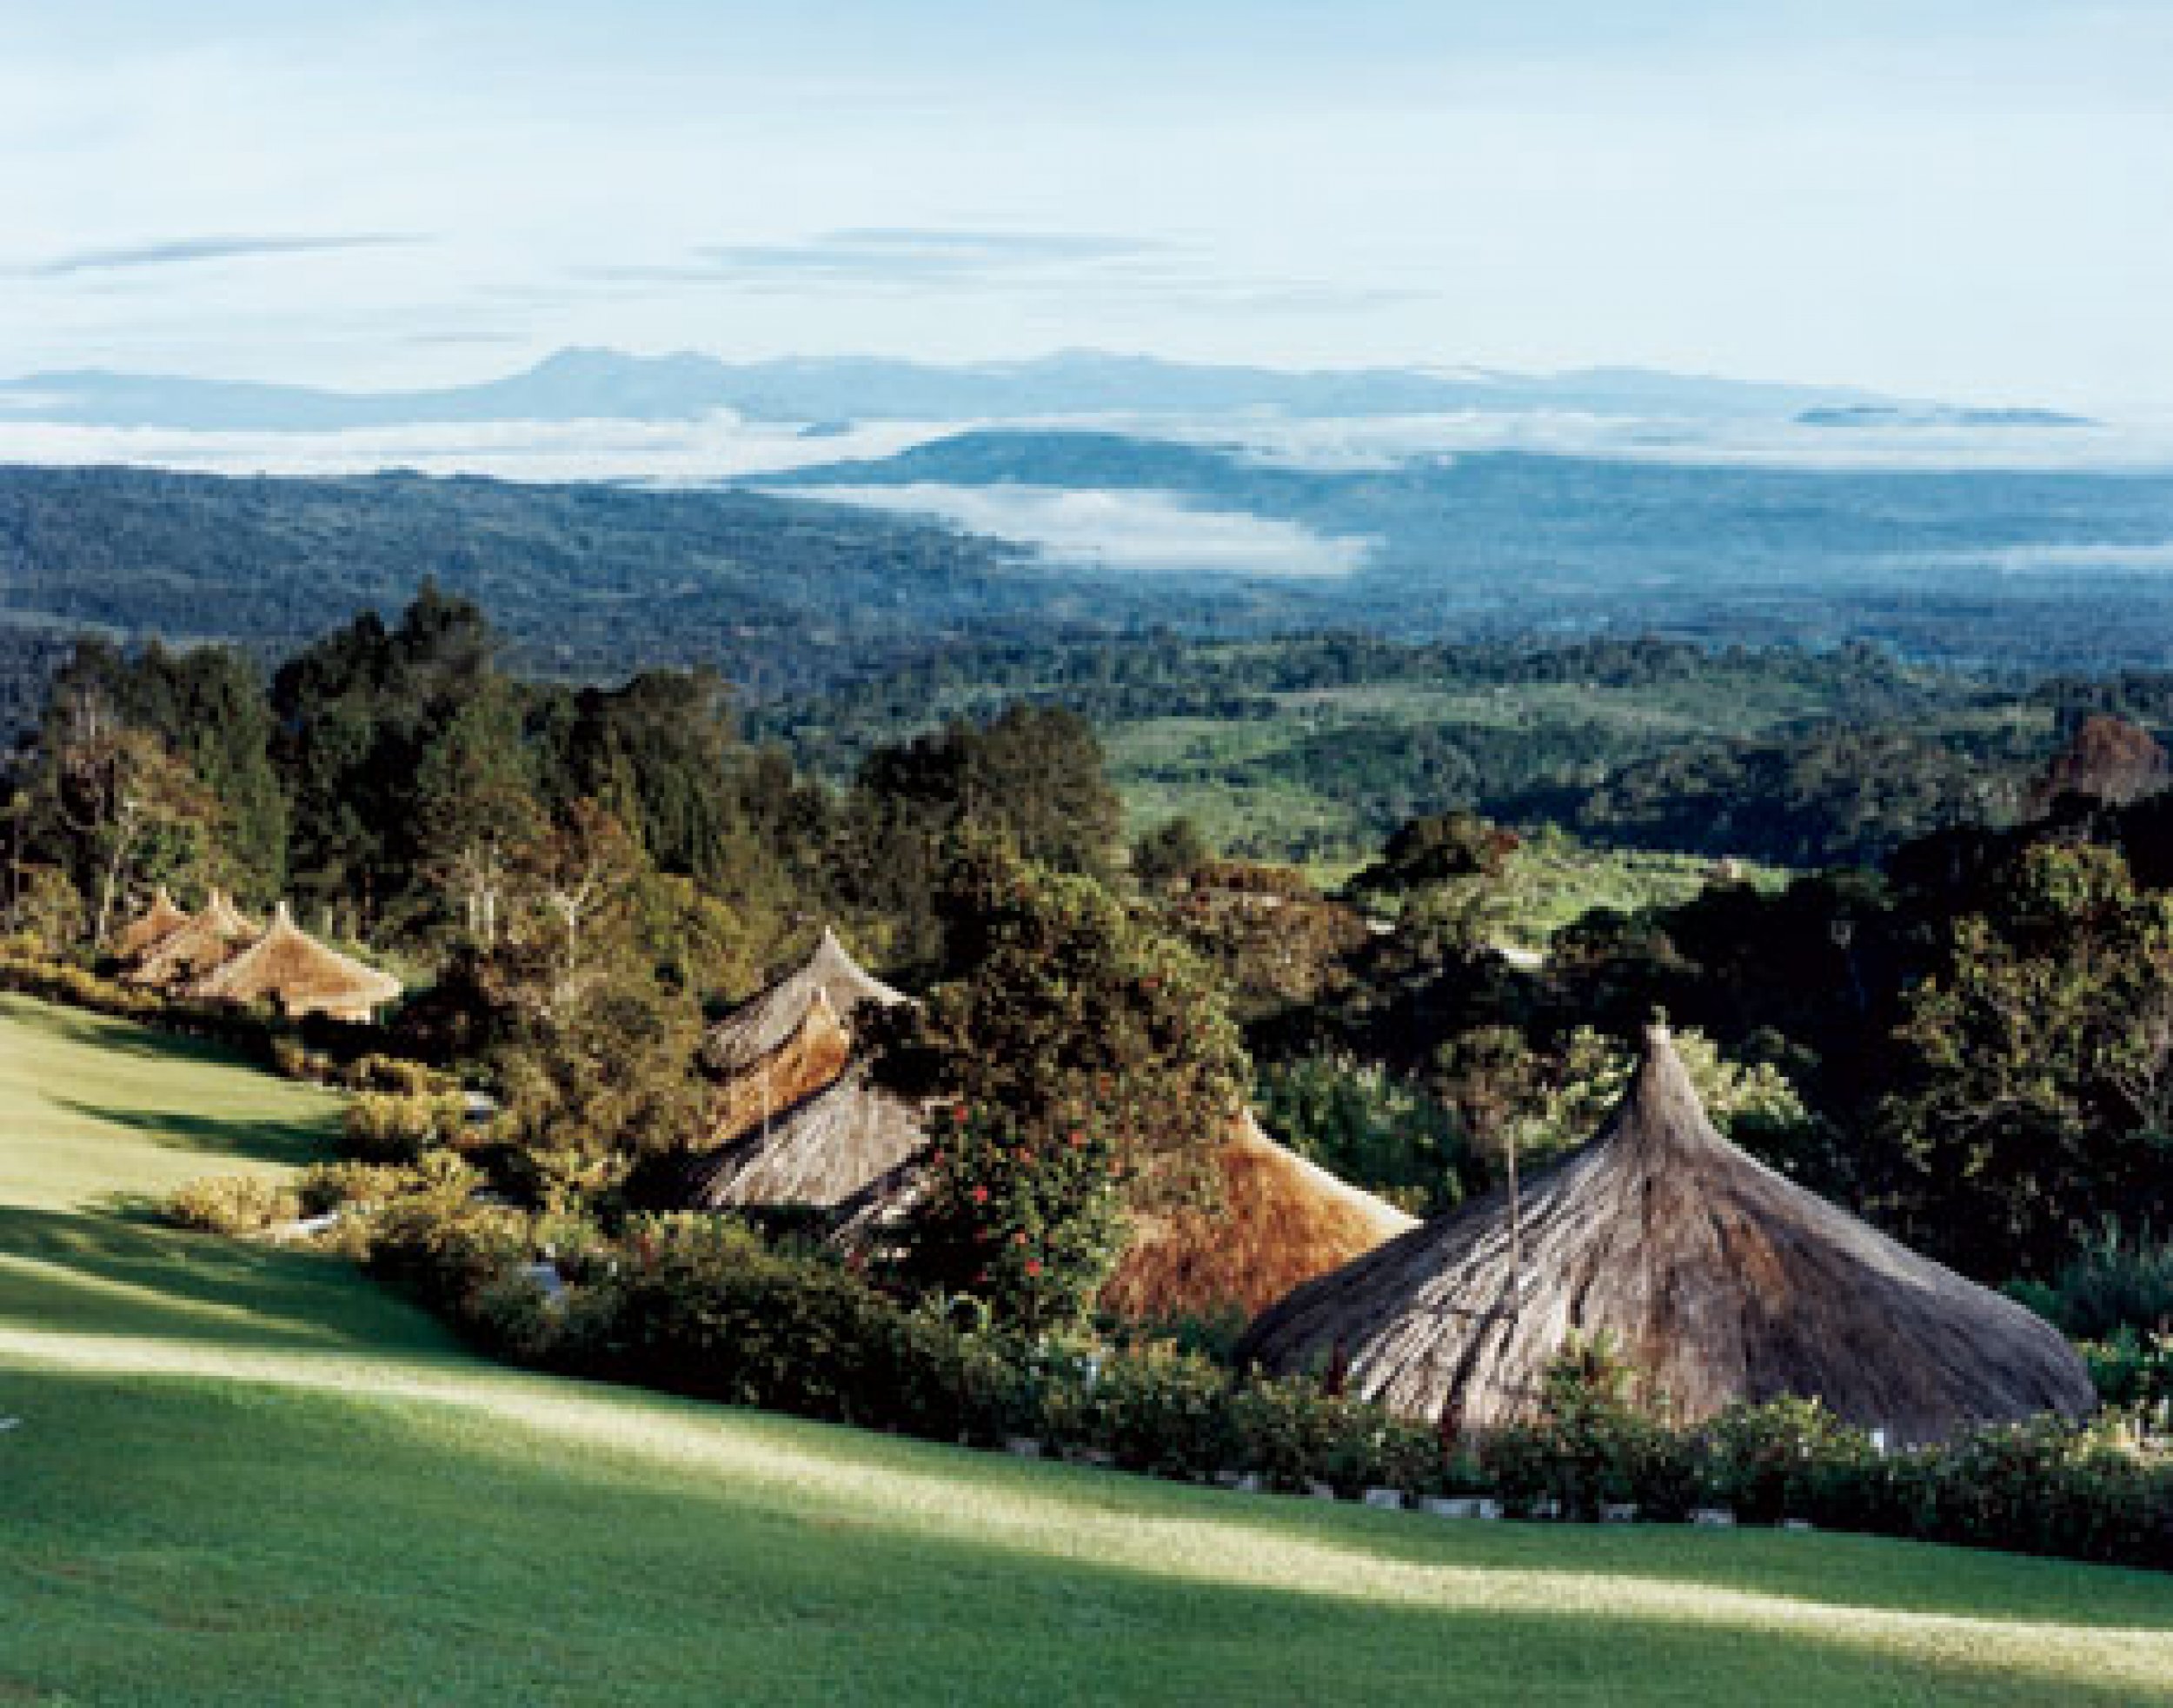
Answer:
42, 675, 216, 951
1882, 842, 2173, 1275
847, 702, 1125, 973
1132, 815, 1210, 894
878, 834, 1251, 1325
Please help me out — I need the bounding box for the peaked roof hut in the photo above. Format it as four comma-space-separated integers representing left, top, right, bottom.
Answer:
701, 928, 908, 1147
704, 927, 907, 1075
126, 889, 257, 989
115, 886, 190, 964
1101, 1113, 1418, 1321
683, 1067, 928, 1224
1237, 1027, 2095, 1444
189, 901, 402, 1022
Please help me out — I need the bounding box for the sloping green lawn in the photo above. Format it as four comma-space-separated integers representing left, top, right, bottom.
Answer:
3, 992, 2171, 1705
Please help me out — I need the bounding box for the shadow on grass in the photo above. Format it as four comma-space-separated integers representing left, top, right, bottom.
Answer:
0, 1204, 451, 1358
51, 1097, 331, 1171
3, 1365, 2168, 1708
0, 994, 256, 1070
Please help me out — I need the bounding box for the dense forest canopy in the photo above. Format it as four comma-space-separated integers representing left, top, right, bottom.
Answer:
10, 586, 2173, 1319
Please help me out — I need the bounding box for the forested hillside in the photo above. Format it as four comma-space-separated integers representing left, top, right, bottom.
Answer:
0, 464, 1180, 708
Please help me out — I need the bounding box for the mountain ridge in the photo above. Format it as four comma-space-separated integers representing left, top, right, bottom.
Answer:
0, 346, 1914, 433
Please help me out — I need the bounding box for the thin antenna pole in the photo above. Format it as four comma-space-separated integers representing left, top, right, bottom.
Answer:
1504, 1121, 1523, 1319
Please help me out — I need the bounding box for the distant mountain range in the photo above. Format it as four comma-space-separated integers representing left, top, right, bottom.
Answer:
0, 347, 1929, 433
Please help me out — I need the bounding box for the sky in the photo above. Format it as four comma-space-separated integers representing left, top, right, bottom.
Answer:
3, 2, 2170, 413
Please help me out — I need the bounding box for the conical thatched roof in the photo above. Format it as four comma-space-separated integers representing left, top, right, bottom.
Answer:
115, 886, 189, 963
683, 1067, 928, 1219
1101, 1112, 1418, 1321
189, 901, 402, 1021
126, 889, 257, 989
1238, 1027, 2095, 1445
705, 989, 855, 1150
702, 927, 907, 1078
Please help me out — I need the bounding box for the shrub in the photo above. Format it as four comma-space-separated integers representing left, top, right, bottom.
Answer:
2012, 1222, 2173, 1342
1091, 1346, 1236, 1480
892, 1102, 1125, 1335
344, 1091, 466, 1163
2083, 1330, 2173, 1419
1703, 1396, 1871, 1524
297, 1159, 424, 1217
1479, 1336, 1689, 1518
163, 1173, 301, 1236
343, 1053, 461, 1098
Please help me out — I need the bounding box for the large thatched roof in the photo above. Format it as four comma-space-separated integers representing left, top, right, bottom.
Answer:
683, 1067, 928, 1218
1238, 1027, 2095, 1445
706, 991, 855, 1150
189, 901, 402, 1021
702, 927, 906, 1079
126, 889, 257, 989
115, 887, 189, 963
1101, 1113, 1418, 1321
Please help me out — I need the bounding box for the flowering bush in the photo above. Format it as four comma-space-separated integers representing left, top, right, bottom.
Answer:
892, 1101, 1125, 1333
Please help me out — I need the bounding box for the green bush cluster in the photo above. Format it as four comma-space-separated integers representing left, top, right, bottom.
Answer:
341, 1183, 2173, 1571
2083, 1332, 2173, 1421
343, 1091, 468, 1163
2011, 1222, 2173, 1344
163, 1173, 302, 1236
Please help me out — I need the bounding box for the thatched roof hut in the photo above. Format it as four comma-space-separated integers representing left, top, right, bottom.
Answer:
703, 927, 907, 1077
684, 1067, 928, 1224
701, 927, 907, 1148
126, 889, 257, 989
1101, 1113, 1418, 1321
189, 901, 402, 1022
115, 886, 189, 963
1238, 1027, 2095, 1445
706, 990, 856, 1150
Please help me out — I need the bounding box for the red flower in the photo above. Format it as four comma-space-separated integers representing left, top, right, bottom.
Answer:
950, 1103, 968, 1124
970, 1186, 989, 1204
1024, 1259, 1043, 1277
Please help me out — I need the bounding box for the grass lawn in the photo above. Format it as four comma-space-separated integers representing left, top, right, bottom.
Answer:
3, 993, 2171, 1706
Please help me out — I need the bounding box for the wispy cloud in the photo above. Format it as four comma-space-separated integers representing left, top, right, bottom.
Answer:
714, 227, 1158, 276
23, 232, 423, 278
586, 227, 1423, 316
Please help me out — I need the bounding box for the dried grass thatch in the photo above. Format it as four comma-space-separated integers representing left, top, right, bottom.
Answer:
1101, 1112, 1418, 1321
189, 901, 402, 1022
125, 889, 257, 989
705, 992, 855, 1150
702, 927, 907, 1079
683, 1067, 928, 1219
1238, 1027, 2096, 1444
115, 887, 189, 964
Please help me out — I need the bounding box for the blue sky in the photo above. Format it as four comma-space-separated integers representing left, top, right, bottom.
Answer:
3, 2, 2170, 411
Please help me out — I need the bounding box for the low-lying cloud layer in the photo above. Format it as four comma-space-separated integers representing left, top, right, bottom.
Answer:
798, 482, 1372, 579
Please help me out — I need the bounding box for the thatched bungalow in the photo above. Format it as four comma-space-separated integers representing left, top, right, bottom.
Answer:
126, 889, 257, 989
1238, 1027, 2095, 1445
684, 1067, 927, 1226
189, 901, 402, 1023
1101, 1113, 1418, 1320
115, 887, 189, 964
701, 928, 907, 1147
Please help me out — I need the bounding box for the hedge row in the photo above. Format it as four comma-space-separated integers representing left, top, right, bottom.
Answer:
0, 947, 455, 1098
296, 1173, 2173, 1572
